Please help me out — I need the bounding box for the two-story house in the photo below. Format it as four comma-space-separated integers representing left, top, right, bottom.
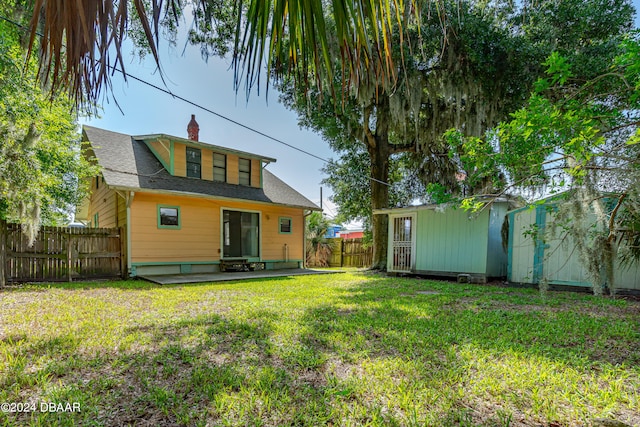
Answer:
76, 116, 320, 277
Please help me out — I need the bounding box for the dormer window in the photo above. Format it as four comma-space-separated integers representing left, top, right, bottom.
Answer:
213, 153, 226, 182
239, 158, 251, 186
186, 147, 201, 178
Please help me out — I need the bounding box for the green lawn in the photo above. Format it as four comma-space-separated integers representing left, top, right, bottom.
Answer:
1, 272, 639, 426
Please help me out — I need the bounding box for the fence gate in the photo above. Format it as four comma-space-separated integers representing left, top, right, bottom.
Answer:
325, 238, 373, 268
390, 214, 415, 272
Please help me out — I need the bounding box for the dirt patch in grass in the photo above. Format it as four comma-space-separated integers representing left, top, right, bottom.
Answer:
399, 290, 441, 297
294, 368, 327, 389
324, 357, 366, 381
458, 397, 535, 427
336, 308, 357, 316
447, 297, 561, 315
449, 294, 640, 319
586, 338, 640, 366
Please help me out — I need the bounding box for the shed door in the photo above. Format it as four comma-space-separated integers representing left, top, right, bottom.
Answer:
390, 214, 415, 272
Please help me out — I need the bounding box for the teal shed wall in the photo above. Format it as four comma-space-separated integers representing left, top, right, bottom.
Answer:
394, 202, 508, 277
507, 200, 640, 291
414, 208, 488, 274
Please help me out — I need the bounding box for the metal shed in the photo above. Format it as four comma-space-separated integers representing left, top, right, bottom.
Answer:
376, 200, 510, 280
507, 196, 640, 291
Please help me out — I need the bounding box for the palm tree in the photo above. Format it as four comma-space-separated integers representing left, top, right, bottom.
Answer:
25, 0, 424, 106
305, 211, 333, 267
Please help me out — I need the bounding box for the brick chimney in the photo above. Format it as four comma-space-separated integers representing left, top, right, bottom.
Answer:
187, 114, 199, 141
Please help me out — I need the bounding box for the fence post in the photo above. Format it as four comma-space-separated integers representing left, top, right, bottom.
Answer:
0, 220, 6, 287
340, 239, 344, 267
67, 234, 73, 282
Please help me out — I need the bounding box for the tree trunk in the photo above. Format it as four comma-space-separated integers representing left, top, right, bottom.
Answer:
370, 151, 389, 269
368, 98, 391, 270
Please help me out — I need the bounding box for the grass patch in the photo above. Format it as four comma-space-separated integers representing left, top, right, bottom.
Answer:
1, 273, 639, 426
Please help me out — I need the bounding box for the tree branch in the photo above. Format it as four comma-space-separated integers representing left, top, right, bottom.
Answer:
389, 141, 415, 154
363, 105, 376, 149
608, 193, 628, 244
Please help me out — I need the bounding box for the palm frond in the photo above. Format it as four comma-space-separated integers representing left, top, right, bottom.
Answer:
26, 0, 170, 105
25, 0, 424, 106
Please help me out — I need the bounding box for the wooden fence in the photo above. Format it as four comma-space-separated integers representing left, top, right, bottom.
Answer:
0, 221, 123, 285
327, 238, 373, 268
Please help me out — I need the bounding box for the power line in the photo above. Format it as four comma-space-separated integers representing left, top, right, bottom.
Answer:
321, 200, 337, 217
117, 69, 331, 164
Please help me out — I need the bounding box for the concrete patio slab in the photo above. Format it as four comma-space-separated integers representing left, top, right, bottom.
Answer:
139, 268, 344, 285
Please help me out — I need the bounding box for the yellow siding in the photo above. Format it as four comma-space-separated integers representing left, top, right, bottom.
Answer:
202, 149, 213, 181
168, 140, 261, 188
147, 139, 171, 168
130, 193, 217, 263
173, 142, 186, 177
129, 193, 305, 263
260, 207, 304, 260
87, 176, 120, 228
251, 159, 261, 188
227, 155, 239, 184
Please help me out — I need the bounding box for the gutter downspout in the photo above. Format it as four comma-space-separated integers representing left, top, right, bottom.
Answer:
126, 191, 135, 277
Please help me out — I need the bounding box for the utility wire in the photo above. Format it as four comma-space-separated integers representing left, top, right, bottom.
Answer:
321, 200, 337, 217
0, 14, 391, 187
117, 69, 331, 164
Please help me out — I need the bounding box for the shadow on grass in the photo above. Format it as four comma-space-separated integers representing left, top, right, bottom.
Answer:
315, 276, 640, 367
0, 309, 338, 427
0, 275, 297, 292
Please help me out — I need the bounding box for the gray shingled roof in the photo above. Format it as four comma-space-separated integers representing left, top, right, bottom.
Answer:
83, 125, 320, 210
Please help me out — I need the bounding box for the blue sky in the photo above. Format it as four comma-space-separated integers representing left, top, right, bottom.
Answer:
80, 3, 640, 219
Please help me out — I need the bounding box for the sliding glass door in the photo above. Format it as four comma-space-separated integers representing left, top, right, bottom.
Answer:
223, 210, 259, 258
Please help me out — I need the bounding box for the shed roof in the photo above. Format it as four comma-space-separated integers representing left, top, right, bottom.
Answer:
82, 125, 320, 211
506, 190, 621, 216
373, 197, 513, 215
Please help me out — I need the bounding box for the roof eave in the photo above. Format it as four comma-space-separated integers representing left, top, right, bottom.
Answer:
105, 184, 320, 211
134, 133, 277, 163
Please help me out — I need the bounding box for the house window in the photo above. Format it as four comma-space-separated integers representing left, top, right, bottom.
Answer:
186, 147, 201, 178
213, 153, 226, 182
158, 205, 181, 229
279, 217, 292, 234
93, 213, 99, 228
239, 158, 251, 186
